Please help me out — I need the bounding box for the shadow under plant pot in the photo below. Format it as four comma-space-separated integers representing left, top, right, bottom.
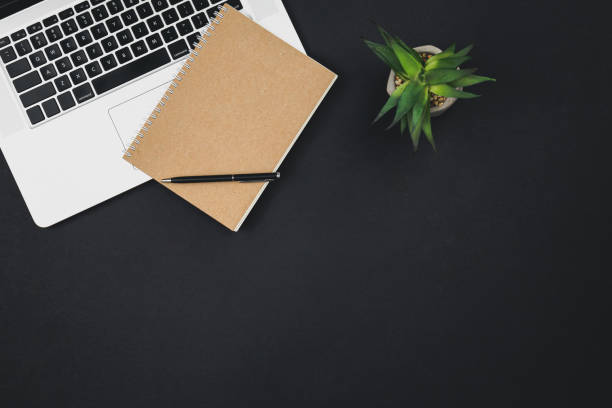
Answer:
386, 45, 463, 118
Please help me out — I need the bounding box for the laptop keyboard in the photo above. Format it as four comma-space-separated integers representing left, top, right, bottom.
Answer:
0, 0, 243, 126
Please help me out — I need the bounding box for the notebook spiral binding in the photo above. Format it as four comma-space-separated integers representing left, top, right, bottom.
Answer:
124, 5, 228, 158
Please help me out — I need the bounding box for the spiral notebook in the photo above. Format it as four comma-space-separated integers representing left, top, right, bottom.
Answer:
123, 5, 337, 231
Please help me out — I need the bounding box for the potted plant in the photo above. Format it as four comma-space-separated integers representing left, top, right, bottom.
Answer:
363, 26, 495, 150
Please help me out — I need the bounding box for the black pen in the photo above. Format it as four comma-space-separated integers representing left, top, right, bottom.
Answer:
161, 172, 280, 183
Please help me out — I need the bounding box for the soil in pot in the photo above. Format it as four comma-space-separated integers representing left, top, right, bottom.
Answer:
393, 52, 448, 109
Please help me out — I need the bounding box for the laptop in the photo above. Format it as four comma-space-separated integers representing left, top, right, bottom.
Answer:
0, 0, 304, 227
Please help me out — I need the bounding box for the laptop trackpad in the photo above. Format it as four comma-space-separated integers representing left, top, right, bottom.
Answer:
108, 82, 169, 150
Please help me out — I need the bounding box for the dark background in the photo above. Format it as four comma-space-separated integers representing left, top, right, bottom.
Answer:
1, 0, 608, 406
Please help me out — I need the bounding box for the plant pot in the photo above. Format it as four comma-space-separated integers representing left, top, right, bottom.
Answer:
386, 45, 462, 118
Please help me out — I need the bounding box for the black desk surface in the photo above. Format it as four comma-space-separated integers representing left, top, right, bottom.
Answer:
1, 1, 606, 406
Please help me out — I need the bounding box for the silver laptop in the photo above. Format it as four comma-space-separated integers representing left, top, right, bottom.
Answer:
0, 0, 304, 227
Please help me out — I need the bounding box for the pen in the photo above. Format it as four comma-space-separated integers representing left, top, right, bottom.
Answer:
161, 172, 281, 183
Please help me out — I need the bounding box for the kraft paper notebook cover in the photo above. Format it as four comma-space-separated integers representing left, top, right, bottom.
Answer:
123, 5, 337, 231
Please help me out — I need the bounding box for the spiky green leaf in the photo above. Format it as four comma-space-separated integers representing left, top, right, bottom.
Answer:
393, 36, 424, 66
455, 44, 474, 57
425, 68, 476, 85
363, 40, 404, 75
450, 74, 496, 87
373, 81, 409, 123
412, 87, 428, 122
390, 42, 423, 79
422, 105, 435, 150
376, 25, 395, 48
426, 44, 456, 65
408, 112, 422, 150
373, 25, 423, 68
388, 80, 424, 129
400, 115, 408, 135
408, 87, 428, 150
425, 55, 471, 71
430, 84, 480, 98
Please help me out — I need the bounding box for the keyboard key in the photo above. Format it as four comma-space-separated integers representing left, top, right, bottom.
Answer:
76, 12, 94, 28
15, 39, 33, 56
20, 82, 56, 108
1, 46, 17, 63
0, 36, 9, 48
75, 1, 91, 12
57, 91, 76, 110
85, 43, 103, 59
146, 15, 163, 32
186, 32, 199, 49
6, 57, 31, 77
26, 105, 45, 125
44, 44, 61, 60
92, 5, 109, 21
13, 71, 42, 93
106, 0, 124, 14
101, 36, 118, 52
192, 0, 209, 11
145, 33, 162, 49
61, 18, 79, 35
177, 1, 194, 18
73, 83, 95, 103
60, 37, 78, 53
117, 29, 134, 45
30, 33, 48, 49
100, 54, 118, 70
167, 38, 188, 59
40, 63, 58, 80
70, 68, 87, 84
170, 0, 182, 4
136, 3, 153, 18
29, 51, 47, 67
161, 26, 178, 43
11, 30, 27, 41
152, 0, 169, 12
92, 47, 170, 94
71, 50, 88, 66
45, 26, 63, 42
162, 8, 179, 25
27, 22, 43, 34
227, 0, 242, 10
191, 12, 207, 28
131, 22, 149, 39
54, 75, 72, 92
177, 19, 194, 36
91, 23, 108, 39
42, 98, 60, 117
121, 9, 138, 25
76, 31, 93, 46
122, 0, 139, 7
59, 8, 75, 20
43, 15, 59, 27
92, 0, 106, 5
130, 40, 147, 57
106, 16, 123, 32
115, 47, 132, 63
85, 61, 102, 77
206, 7, 219, 19
56, 56, 73, 73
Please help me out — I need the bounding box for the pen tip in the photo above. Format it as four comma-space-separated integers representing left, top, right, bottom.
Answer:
161, 179, 171, 183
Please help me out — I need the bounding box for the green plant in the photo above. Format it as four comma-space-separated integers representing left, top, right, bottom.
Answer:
363, 26, 495, 150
